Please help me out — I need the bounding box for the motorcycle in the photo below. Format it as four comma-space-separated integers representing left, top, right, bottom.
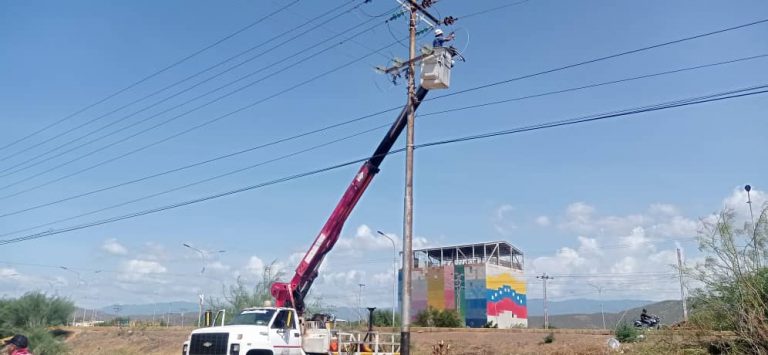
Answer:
633, 314, 661, 329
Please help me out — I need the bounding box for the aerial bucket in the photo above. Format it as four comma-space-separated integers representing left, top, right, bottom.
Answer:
420, 47, 452, 89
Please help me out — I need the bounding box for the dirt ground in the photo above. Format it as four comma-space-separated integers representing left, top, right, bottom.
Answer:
62, 326, 680, 355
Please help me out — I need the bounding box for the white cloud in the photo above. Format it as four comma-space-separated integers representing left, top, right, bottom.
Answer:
493, 204, 517, 236
245, 256, 265, 276
101, 238, 128, 255
535, 215, 551, 227
125, 259, 166, 274
0, 268, 19, 278
648, 203, 680, 216
206, 261, 231, 272
529, 198, 713, 300
118, 259, 167, 282
143, 242, 167, 261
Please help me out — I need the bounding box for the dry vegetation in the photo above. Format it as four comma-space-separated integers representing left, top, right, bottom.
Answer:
63, 326, 718, 355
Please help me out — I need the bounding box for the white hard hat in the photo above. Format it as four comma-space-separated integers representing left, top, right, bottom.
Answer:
434, 28, 443, 36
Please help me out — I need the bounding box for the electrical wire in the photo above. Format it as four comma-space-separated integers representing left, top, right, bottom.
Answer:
0, 0, 362, 174
459, 0, 531, 20
0, 0, 302, 156
0, 54, 768, 220
3, 16, 765, 201
0, 83, 764, 246
428, 18, 768, 102
416, 84, 768, 149
0, 124, 389, 238
0, 2, 386, 181
5, 14, 764, 185
1, 53, 762, 219
0, 17, 403, 199
420, 54, 768, 118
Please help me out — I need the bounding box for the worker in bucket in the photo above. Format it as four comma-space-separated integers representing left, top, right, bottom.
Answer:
3, 334, 32, 355
432, 28, 455, 48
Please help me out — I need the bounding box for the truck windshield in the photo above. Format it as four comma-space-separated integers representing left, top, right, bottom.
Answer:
230, 309, 276, 326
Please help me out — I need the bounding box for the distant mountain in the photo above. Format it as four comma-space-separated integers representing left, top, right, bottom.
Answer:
100, 301, 199, 316
526, 298, 653, 316
527, 300, 685, 329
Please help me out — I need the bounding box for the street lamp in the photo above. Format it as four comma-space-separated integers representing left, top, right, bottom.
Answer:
183, 243, 225, 274
588, 282, 606, 329
358, 283, 366, 323
60, 266, 82, 326
745, 185, 759, 266
377, 231, 398, 328
183, 243, 226, 327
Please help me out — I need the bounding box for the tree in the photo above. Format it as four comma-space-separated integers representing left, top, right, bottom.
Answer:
0, 292, 74, 329
372, 309, 400, 327
687, 206, 768, 352
207, 261, 283, 324
413, 307, 462, 327
0, 292, 74, 355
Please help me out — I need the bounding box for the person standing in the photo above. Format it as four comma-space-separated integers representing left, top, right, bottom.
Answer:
3, 335, 32, 355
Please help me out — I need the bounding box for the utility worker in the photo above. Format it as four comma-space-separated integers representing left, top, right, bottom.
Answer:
432, 28, 455, 48
3, 334, 32, 355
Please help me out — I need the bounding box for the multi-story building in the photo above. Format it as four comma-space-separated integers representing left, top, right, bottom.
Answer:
406, 241, 526, 328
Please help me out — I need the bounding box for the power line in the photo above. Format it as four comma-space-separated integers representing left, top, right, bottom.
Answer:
0, 19, 404, 199
0, 0, 363, 173
416, 84, 768, 149
0, 0, 301, 156
0, 53, 761, 219
458, 0, 531, 20
428, 17, 768, 102
0, 124, 388, 238
3, 17, 763, 198
419, 53, 768, 118
0, 3, 389, 181
0, 83, 764, 246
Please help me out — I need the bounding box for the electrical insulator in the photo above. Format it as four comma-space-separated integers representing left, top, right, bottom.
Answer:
443, 16, 457, 25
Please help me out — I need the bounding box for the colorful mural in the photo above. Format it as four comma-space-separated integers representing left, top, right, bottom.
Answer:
406, 262, 527, 328
485, 263, 527, 328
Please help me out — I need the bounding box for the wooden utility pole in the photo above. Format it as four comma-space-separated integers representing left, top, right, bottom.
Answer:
396, 1, 447, 353
537, 273, 554, 329
676, 248, 688, 322
401, 2, 417, 353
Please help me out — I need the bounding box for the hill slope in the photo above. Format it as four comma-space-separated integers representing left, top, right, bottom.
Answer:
527, 300, 685, 329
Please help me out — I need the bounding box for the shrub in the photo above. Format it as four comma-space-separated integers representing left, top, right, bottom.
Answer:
0, 292, 74, 354
543, 332, 555, 344
686, 207, 768, 353
413, 307, 462, 327
615, 323, 639, 343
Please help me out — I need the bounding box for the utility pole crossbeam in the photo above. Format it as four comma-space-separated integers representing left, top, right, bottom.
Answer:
537, 273, 554, 329
676, 248, 689, 322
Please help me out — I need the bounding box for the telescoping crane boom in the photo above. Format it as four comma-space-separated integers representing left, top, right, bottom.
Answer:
270, 87, 429, 315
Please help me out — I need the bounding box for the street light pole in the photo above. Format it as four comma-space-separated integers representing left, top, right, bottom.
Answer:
60, 266, 82, 325
358, 283, 366, 323
183, 243, 225, 327
377, 231, 398, 327
745, 185, 759, 267
588, 283, 606, 329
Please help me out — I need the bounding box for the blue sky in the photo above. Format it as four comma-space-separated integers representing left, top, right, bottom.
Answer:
0, 0, 767, 310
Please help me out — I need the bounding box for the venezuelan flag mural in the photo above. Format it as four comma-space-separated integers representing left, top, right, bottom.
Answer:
486, 263, 527, 327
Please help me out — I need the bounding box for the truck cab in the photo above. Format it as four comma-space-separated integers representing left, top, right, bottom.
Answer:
183, 307, 305, 355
